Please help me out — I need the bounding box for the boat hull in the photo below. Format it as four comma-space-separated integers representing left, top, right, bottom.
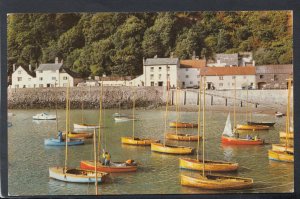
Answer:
49, 167, 108, 183
121, 137, 160, 146
279, 131, 294, 139
80, 160, 137, 173
247, 121, 275, 127
151, 143, 194, 154
73, 123, 99, 129
44, 138, 84, 146
236, 124, 269, 130
221, 135, 264, 145
169, 122, 198, 128
179, 158, 238, 172
166, 133, 200, 141
268, 150, 294, 163
271, 144, 294, 153
63, 132, 93, 139
114, 117, 136, 122
181, 174, 253, 190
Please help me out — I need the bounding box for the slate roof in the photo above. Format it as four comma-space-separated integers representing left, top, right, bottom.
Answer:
201, 66, 256, 76
255, 64, 293, 74
35, 63, 63, 71
144, 58, 179, 66
180, 59, 206, 68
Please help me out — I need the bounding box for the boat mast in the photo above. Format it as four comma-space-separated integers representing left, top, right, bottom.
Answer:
93, 129, 98, 195
98, 81, 103, 160
234, 77, 236, 130
285, 78, 291, 151
202, 76, 206, 176
81, 100, 84, 124
132, 87, 135, 139
55, 102, 58, 133
175, 86, 178, 135
64, 82, 70, 174
246, 81, 248, 122
197, 77, 202, 161
164, 76, 170, 146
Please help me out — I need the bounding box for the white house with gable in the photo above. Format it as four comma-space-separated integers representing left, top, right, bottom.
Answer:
11, 64, 36, 88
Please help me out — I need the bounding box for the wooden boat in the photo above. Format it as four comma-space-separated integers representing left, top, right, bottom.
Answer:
114, 116, 137, 122
247, 121, 275, 127
179, 158, 238, 172
44, 138, 84, 146
271, 144, 293, 153
236, 124, 269, 130
181, 174, 253, 190
222, 113, 264, 145
121, 137, 160, 145
268, 150, 294, 163
80, 160, 137, 173
279, 131, 294, 139
33, 112, 56, 120
49, 167, 108, 183
269, 78, 294, 163
166, 133, 200, 141
63, 132, 93, 139
151, 143, 194, 154
112, 113, 128, 118
73, 123, 100, 129
169, 122, 197, 128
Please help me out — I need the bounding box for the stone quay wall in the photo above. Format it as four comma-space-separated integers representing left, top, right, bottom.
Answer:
8, 87, 290, 111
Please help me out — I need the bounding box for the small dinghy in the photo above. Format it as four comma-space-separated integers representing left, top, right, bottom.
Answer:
33, 113, 56, 120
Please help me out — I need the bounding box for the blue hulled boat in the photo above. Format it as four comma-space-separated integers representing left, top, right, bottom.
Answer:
44, 138, 84, 146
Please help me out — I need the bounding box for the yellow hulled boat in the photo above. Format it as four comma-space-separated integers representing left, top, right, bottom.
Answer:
271, 144, 293, 153
279, 131, 294, 139
121, 137, 160, 146
169, 122, 198, 128
268, 150, 294, 163
151, 143, 194, 154
63, 132, 93, 139
166, 133, 200, 141
181, 174, 253, 190
236, 124, 269, 130
179, 158, 238, 172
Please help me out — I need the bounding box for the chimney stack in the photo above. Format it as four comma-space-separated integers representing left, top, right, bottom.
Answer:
13, 64, 16, 72
55, 57, 59, 64
170, 52, 174, 58
252, 60, 255, 66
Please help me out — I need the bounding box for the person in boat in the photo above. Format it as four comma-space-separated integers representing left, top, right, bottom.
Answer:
254, 135, 257, 141
125, 159, 137, 166
57, 131, 63, 142
102, 149, 111, 166
246, 134, 252, 140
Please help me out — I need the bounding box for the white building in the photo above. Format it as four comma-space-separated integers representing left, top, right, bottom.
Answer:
11, 57, 83, 88
178, 59, 206, 88
200, 66, 256, 90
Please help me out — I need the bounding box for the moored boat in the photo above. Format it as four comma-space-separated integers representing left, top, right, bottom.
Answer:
179, 158, 238, 172
169, 121, 197, 128
247, 121, 275, 127
114, 117, 137, 122
121, 137, 160, 145
236, 124, 269, 130
180, 174, 253, 190
268, 150, 294, 163
166, 133, 200, 141
271, 144, 293, 153
49, 167, 108, 183
33, 112, 56, 120
80, 160, 137, 173
151, 143, 194, 154
44, 138, 84, 146
63, 132, 93, 139
73, 123, 100, 130
279, 131, 294, 139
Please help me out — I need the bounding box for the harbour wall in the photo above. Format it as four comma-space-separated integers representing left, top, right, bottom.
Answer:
8, 87, 291, 110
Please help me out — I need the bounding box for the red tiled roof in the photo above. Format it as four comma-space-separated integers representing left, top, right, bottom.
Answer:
180, 59, 206, 68
201, 66, 256, 76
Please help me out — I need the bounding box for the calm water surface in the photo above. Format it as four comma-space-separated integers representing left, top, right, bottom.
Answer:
8, 109, 294, 195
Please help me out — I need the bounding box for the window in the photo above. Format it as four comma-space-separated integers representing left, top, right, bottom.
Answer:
159, 67, 162, 71
150, 74, 154, 80
167, 66, 170, 71
52, 77, 56, 80
219, 76, 223, 80
39, 77, 43, 81
151, 82, 154, 86
185, 75, 189, 78
28, 78, 31, 81
190, 81, 193, 84
260, 75, 264, 79
219, 83, 223, 87
18, 70, 21, 74
167, 74, 170, 78
186, 68, 189, 71
274, 75, 278, 81
232, 76, 236, 79
63, 76, 68, 80
15, 84, 19, 88
17, 77, 22, 81
150, 67, 154, 72
39, 84, 43, 87
159, 74, 162, 79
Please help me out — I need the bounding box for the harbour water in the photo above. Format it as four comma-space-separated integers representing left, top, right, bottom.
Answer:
8, 109, 294, 195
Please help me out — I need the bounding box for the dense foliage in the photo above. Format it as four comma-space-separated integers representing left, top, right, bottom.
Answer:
8, 11, 292, 77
